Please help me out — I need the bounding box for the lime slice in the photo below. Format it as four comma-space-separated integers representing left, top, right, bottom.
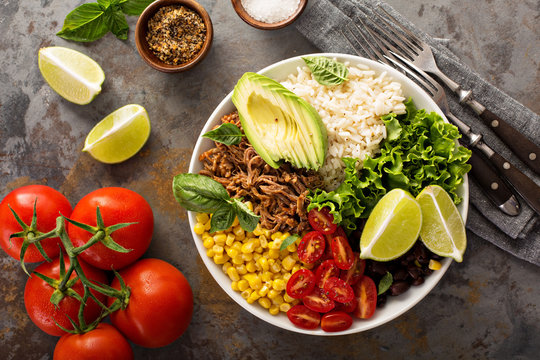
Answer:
83, 104, 151, 164
360, 189, 422, 261
38, 47, 105, 105
416, 185, 466, 262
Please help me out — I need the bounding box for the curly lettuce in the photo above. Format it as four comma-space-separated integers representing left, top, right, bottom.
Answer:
307, 99, 471, 231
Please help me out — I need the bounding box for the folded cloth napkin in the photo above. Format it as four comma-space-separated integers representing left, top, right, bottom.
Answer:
295, 0, 540, 265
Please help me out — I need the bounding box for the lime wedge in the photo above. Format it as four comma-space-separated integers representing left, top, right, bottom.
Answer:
83, 104, 151, 164
416, 185, 466, 262
360, 189, 422, 261
38, 46, 104, 105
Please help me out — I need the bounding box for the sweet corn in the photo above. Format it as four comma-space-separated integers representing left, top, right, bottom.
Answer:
271, 294, 284, 306
247, 291, 260, 304
242, 252, 253, 262
203, 237, 214, 249
261, 271, 273, 282
212, 245, 224, 255
257, 257, 269, 272
258, 297, 271, 309
246, 261, 257, 273
231, 281, 239, 291
233, 226, 245, 239
232, 216, 240, 227
236, 264, 247, 275
193, 222, 205, 235
272, 279, 286, 291
429, 259, 442, 270
225, 233, 235, 247
196, 213, 210, 224
222, 262, 232, 273
282, 255, 296, 271
243, 273, 262, 290
237, 279, 249, 291
279, 303, 291, 313
213, 254, 229, 265
283, 293, 295, 303
267, 289, 280, 299
206, 248, 215, 258
241, 289, 252, 300
227, 267, 240, 282
268, 249, 280, 259
269, 305, 280, 316
213, 234, 227, 246
258, 282, 271, 297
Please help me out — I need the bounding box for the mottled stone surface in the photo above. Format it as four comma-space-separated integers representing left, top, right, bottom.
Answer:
0, 1, 538, 359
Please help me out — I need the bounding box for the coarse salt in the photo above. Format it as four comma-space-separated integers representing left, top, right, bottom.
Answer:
241, 0, 300, 24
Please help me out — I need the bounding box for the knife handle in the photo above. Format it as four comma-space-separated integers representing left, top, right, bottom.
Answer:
468, 148, 520, 216
479, 109, 540, 175
483, 149, 540, 215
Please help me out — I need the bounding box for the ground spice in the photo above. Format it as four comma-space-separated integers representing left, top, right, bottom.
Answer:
146, 5, 206, 65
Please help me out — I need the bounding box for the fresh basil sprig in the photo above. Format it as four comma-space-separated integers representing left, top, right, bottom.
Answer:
172, 173, 260, 233
378, 272, 393, 295
279, 234, 299, 251
202, 123, 245, 146
57, 0, 154, 42
302, 56, 349, 86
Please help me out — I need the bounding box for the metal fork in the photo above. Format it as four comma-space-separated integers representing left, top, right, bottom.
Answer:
361, 6, 540, 175
342, 22, 540, 216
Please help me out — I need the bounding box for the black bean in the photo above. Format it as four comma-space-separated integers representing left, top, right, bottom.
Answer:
371, 261, 389, 275
390, 281, 410, 296
377, 294, 387, 307
408, 266, 421, 280
412, 277, 424, 286
393, 268, 409, 281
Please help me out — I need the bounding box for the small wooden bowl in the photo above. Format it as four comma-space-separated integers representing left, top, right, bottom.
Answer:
231, 0, 308, 30
135, 0, 213, 73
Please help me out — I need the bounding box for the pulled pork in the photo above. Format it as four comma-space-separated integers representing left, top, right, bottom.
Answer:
199, 112, 323, 234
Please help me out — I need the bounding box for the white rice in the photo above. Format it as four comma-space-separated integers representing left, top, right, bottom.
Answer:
281, 62, 406, 190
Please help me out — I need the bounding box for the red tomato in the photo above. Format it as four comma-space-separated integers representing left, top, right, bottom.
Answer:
303, 287, 335, 313
297, 231, 325, 264
323, 277, 354, 303
68, 187, 154, 270
286, 305, 320, 330
340, 253, 365, 285
53, 323, 133, 360
321, 311, 353, 332
315, 259, 340, 288
335, 296, 358, 313
352, 275, 377, 319
24, 257, 108, 336
286, 268, 316, 299
331, 235, 354, 270
0, 185, 72, 262
108, 258, 193, 348
308, 207, 337, 235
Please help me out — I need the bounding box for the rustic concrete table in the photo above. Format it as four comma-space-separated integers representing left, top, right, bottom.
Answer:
1, 1, 538, 359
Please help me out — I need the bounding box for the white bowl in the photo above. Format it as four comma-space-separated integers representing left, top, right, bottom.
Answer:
188, 53, 469, 335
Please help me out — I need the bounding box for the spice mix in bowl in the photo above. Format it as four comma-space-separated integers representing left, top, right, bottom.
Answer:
135, 0, 213, 73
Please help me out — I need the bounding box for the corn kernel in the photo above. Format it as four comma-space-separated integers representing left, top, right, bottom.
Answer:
258, 297, 271, 309
282, 273, 292, 282
243, 273, 262, 290
194, 222, 205, 235
212, 245, 224, 255
242, 252, 253, 262
269, 305, 280, 316
213, 234, 227, 246
231, 281, 239, 291
206, 248, 215, 258
254, 246, 263, 254
226, 247, 239, 259
222, 262, 232, 273
253, 225, 263, 236
268, 249, 280, 259
291, 264, 302, 274
282, 255, 296, 271
232, 255, 244, 265
233, 226, 245, 239
267, 289, 280, 299
202, 237, 214, 249
241, 241, 255, 254
292, 252, 300, 262
279, 303, 291, 312
429, 259, 442, 270
232, 216, 240, 227
261, 271, 273, 282
270, 232, 283, 241
195, 213, 210, 224
204, 221, 211, 231
231, 241, 242, 252
213, 254, 229, 265
280, 232, 291, 241
259, 235, 268, 248
237, 279, 249, 291
272, 294, 284, 306
258, 282, 271, 297
227, 267, 240, 282
226, 233, 235, 246
245, 201, 253, 211
270, 261, 281, 273
246, 261, 257, 273
286, 243, 297, 253
283, 293, 295, 303
247, 291, 260, 304
272, 279, 286, 291
236, 264, 247, 275
241, 289, 252, 299
257, 257, 269, 272
252, 253, 262, 262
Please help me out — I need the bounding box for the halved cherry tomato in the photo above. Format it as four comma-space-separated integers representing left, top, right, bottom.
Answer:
331, 235, 354, 270
297, 231, 325, 264
308, 207, 337, 235
287, 305, 321, 330
340, 253, 366, 285
335, 296, 358, 313
321, 311, 353, 332
323, 277, 354, 303
352, 275, 377, 319
315, 259, 340, 288
303, 287, 335, 313
286, 269, 316, 299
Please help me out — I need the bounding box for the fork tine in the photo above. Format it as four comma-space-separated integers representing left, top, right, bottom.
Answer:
390, 51, 439, 91
384, 53, 438, 97
350, 21, 388, 63
367, 11, 419, 60
376, 6, 424, 51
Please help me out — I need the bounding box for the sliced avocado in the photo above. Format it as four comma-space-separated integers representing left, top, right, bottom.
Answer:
231, 72, 327, 170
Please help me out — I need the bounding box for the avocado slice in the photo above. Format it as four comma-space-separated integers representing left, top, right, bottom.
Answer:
231, 72, 327, 170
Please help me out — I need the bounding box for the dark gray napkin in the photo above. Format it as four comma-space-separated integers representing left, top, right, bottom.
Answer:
295, 0, 540, 265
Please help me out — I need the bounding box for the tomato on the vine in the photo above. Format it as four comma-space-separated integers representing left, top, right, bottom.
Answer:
108, 258, 193, 348
297, 231, 326, 264
24, 256, 108, 336
68, 187, 154, 270
53, 323, 133, 360
308, 207, 337, 235
0, 185, 72, 262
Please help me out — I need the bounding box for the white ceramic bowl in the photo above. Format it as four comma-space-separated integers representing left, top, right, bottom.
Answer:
188, 53, 469, 335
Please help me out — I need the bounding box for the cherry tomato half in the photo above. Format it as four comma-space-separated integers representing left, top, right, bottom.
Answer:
335, 296, 358, 313
0, 185, 72, 262
287, 305, 321, 330
323, 277, 354, 303
340, 253, 366, 285
286, 268, 316, 299
308, 207, 337, 235
315, 259, 340, 288
297, 231, 326, 264
321, 311, 353, 332
303, 287, 335, 313
331, 235, 354, 270
352, 275, 377, 319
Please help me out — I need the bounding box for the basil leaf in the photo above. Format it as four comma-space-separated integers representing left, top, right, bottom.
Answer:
57, 3, 110, 42
378, 272, 393, 295
202, 123, 244, 146
107, 7, 129, 40
279, 235, 299, 251
172, 174, 230, 213
209, 205, 236, 233
97, 0, 112, 8
233, 199, 260, 232
302, 56, 349, 86
121, 0, 154, 16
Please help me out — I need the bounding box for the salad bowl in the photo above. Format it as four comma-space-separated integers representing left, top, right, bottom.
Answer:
187, 53, 469, 335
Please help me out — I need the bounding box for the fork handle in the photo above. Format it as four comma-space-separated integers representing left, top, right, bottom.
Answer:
477, 109, 540, 175
475, 141, 540, 215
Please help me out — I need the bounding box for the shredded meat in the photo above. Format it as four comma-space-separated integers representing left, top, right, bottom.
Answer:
199, 112, 323, 233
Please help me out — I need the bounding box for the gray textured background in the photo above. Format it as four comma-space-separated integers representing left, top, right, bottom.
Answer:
0, 0, 538, 359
